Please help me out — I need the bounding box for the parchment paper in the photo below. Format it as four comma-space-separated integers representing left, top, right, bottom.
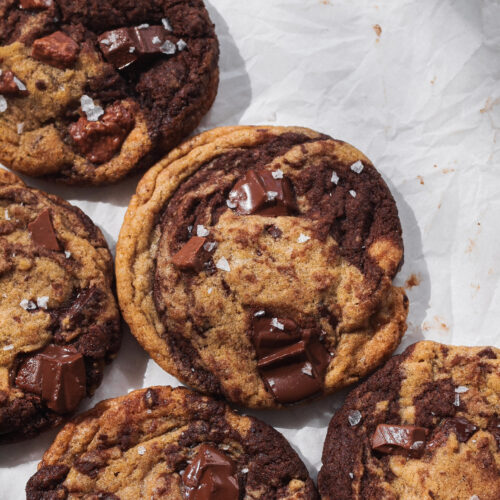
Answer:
2, 0, 500, 497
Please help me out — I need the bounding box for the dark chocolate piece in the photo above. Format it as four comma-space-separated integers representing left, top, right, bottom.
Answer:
28, 209, 61, 251
426, 417, 478, 451
182, 444, 239, 500
0, 70, 28, 96
371, 424, 427, 456
19, 0, 52, 9
252, 317, 301, 357
265, 224, 282, 239
15, 344, 86, 414
171, 236, 210, 272
32, 31, 80, 69
69, 102, 135, 164
228, 169, 297, 216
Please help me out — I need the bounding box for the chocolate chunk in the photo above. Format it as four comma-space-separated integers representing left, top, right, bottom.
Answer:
182, 444, 239, 500
252, 317, 301, 357
69, 102, 135, 164
265, 224, 282, 239
98, 25, 174, 70
371, 424, 427, 456
62, 287, 101, 328
98, 28, 138, 70
15, 344, 86, 414
302, 328, 331, 378
19, 0, 53, 9
426, 417, 478, 451
0, 70, 28, 96
171, 236, 211, 272
228, 169, 297, 216
28, 209, 61, 251
32, 31, 79, 69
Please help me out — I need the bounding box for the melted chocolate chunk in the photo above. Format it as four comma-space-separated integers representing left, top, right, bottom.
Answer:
172, 236, 212, 272
28, 209, 61, 251
426, 417, 478, 451
371, 424, 427, 457
228, 169, 297, 216
252, 317, 301, 358
15, 344, 86, 414
32, 31, 80, 69
0, 70, 28, 96
98, 25, 175, 70
19, 0, 52, 9
182, 444, 239, 500
69, 102, 135, 164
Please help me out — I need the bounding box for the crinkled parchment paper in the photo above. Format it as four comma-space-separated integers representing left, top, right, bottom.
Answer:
2, 0, 500, 496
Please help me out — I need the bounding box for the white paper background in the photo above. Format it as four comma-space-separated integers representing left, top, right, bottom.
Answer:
2, 0, 500, 497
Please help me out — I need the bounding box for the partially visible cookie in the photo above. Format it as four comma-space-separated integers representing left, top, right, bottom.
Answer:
26, 385, 319, 499
116, 125, 408, 409
318, 341, 500, 500
0, 0, 219, 185
0, 169, 120, 442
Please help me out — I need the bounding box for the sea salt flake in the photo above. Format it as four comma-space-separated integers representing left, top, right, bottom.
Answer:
65, 251, 71, 259
453, 394, 460, 407
4, 209, 10, 220
216, 257, 230, 272
241, 467, 249, 474
160, 40, 176, 55
20, 299, 36, 310
17, 122, 24, 134
455, 386, 469, 393
348, 410, 362, 426
349, 190, 357, 198
162, 18, 173, 31
36, 296, 49, 309
3, 344, 14, 351
272, 169, 283, 179
350, 160, 364, 174
177, 39, 187, 51
469, 496, 480, 500
137, 24, 150, 29
196, 224, 209, 237
13, 76, 26, 92
146, 409, 152, 414
152, 36, 161, 45
271, 318, 284, 330
0, 96, 7, 113
301, 362, 314, 377
349, 472, 354, 479
266, 190, 278, 201
129, 46, 136, 53
297, 233, 310, 243
203, 241, 216, 252
331, 171, 339, 184
226, 200, 237, 209
80, 95, 104, 122
137, 446, 146, 455
410, 440, 424, 450
254, 310, 265, 317
207, 287, 213, 295
220, 444, 229, 450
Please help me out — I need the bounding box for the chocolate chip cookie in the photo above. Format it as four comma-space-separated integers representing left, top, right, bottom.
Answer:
116, 125, 408, 408
0, 0, 219, 185
26, 385, 319, 499
318, 341, 500, 500
0, 169, 120, 442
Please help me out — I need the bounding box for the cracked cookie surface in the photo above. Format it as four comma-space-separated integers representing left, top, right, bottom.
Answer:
116, 125, 408, 409
318, 341, 500, 500
26, 385, 318, 500
0, 0, 219, 185
0, 170, 120, 442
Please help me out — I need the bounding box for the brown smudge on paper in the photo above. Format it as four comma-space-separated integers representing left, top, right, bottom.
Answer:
417, 175, 424, 185
373, 24, 382, 38
422, 316, 449, 333
405, 274, 420, 289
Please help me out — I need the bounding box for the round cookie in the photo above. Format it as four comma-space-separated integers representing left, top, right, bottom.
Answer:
0, 169, 120, 442
26, 385, 319, 499
0, 0, 219, 185
116, 125, 408, 409
318, 341, 500, 500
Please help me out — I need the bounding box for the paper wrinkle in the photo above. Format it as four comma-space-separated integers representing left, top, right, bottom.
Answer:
2, 0, 500, 494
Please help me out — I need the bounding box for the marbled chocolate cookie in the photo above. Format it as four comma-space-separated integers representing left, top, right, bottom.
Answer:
0, 0, 219, 185
318, 341, 500, 500
0, 170, 120, 442
26, 385, 319, 499
116, 125, 408, 409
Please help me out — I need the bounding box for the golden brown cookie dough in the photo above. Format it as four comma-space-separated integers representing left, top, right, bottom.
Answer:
0, 0, 219, 185
0, 169, 120, 442
318, 341, 500, 500
26, 386, 319, 499
116, 125, 408, 409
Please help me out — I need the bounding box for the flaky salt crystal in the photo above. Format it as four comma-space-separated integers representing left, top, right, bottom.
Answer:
297, 233, 310, 243
271, 318, 284, 330
13, 77, 26, 92
216, 257, 230, 272
17, 122, 24, 134
177, 39, 187, 51
455, 386, 469, 393
331, 171, 339, 184
152, 36, 161, 45
137, 446, 146, 455
3, 344, 14, 351
36, 296, 49, 309
162, 18, 173, 31
349, 190, 357, 198
350, 160, 364, 174
254, 310, 265, 317
226, 200, 237, 209
266, 191, 278, 201
301, 362, 314, 377
0, 96, 7, 113
80, 95, 104, 122
4, 209, 10, 220
272, 169, 284, 179
348, 410, 362, 426
196, 224, 209, 237
65, 251, 71, 259
20, 299, 36, 310
160, 40, 176, 55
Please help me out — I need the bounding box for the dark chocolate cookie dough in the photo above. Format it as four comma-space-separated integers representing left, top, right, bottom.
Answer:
0, 169, 120, 442
26, 385, 319, 499
116, 126, 408, 409
0, 0, 219, 185
318, 341, 500, 500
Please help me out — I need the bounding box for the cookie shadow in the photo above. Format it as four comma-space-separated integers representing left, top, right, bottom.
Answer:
199, 1, 252, 129
385, 177, 431, 350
